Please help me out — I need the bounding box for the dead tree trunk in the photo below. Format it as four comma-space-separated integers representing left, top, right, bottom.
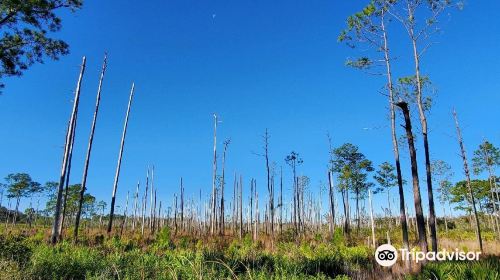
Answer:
263, 129, 274, 239
120, 190, 130, 237
368, 189, 376, 248
239, 175, 243, 239
51, 56, 86, 244
107, 83, 135, 233
280, 168, 283, 234
60, 114, 77, 239
250, 178, 254, 237
220, 140, 230, 235
149, 166, 155, 231
132, 181, 139, 231
210, 114, 218, 235
396, 101, 428, 253
328, 171, 335, 238
453, 109, 483, 252
180, 177, 184, 233
141, 168, 149, 235
74, 54, 107, 242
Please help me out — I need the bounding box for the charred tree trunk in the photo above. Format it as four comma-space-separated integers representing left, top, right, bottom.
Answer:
396, 101, 428, 253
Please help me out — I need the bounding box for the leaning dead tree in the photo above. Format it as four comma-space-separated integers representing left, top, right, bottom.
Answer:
396, 101, 428, 253
453, 109, 483, 252
59, 113, 77, 239
74, 54, 107, 242
108, 83, 135, 233
51, 56, 86, 244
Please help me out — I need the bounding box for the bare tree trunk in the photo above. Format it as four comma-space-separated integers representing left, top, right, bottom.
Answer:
263, 129, 274, 240
368, 189, 376, 248
59, 114, 77, 239
254, 190, 259, 241
180, 177, 184, 233
220, 140, 229, 235
120, 191, 130, 237
174, 194, 178, 236
239, 175, 243, 239
328, 171, 335, 238
141, 168, 149, 235
232, 173, 237, 235
280, 167, 283, 235
453, 109, 483, 252
250, 179, 254, 237
486, 166, 500, 236
148, 166, 155, 231
51, 56, 86, 244
107, 83, 135, 233
74, 55, 107, 242
396, 101, 428, 253
210, 114, 218, 235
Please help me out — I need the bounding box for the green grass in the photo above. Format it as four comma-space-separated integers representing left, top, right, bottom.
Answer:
0, 228, 498, 280
407, 257, 500, 280
0, 231, 372, 279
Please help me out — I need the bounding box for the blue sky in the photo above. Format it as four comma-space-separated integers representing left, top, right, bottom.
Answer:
1, 1, 499, 218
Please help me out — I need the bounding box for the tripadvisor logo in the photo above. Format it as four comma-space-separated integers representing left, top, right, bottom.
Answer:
375, 244, 398, 267
375, 244, 482, 267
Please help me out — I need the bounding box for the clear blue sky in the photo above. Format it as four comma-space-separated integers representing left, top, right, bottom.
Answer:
1, 1, 499, 218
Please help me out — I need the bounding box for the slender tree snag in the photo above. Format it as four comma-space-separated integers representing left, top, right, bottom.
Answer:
396, 101, 428, 253
220, 140, 230, 235
74, 54, 107, 242
142, 168, 149, 235
60, 114, 77, 239
148, 166, 155, 230
210, 114, 218, 235
239, 175, 243, 239
232, 172, 237, 235
280, 167, 283, 234
255, 190, 259, 241
250, 179, 254, 237
174, 194, 178, 235
120, 190, 130, 236
368, 189, 376, 248
132, 181, 139, 231
51, 56, 86, 245
180, 177, 184, 232
453, 109, 483, 252
107, 83, 135, 233
328, 170, 335, 238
